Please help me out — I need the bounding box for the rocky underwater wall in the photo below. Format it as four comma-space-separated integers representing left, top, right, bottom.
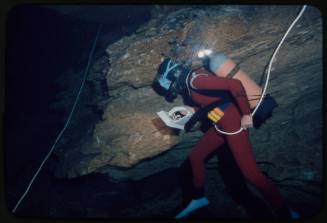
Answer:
52, 5, 322, 200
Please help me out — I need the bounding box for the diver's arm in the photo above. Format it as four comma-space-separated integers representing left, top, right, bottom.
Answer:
192, 75, 251, 115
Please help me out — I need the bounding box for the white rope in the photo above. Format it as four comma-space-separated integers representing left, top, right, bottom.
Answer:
215, 5, 307, 135
12, 24, 103, 213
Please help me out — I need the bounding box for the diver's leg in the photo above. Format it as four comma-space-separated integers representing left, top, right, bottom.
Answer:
221, 106, 295, 218
178, 158, 193, 206
226, 131, 298, 218
216, 143, 273, 218
226, 131, 286, 208
175, 127, 224, 218
188, 127, 224, 190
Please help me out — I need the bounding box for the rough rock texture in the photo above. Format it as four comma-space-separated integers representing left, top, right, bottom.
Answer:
91, 86, 180, 169
53, 5, 322, 203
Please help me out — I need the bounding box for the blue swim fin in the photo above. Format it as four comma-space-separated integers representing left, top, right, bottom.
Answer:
175, 197, 209, 219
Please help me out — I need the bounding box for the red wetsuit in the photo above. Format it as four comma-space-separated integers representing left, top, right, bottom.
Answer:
187, 68, 285, 209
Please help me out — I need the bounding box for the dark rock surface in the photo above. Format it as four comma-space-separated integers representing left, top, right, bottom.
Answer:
54, 5, 322, 185
8, 5, 322, 219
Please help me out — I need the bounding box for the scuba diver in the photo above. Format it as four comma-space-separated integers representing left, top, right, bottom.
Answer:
153, 53, 299, 219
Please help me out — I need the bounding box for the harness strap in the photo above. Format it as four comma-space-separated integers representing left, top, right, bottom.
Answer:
226, 64, 240, 79
184, 98, 231, 132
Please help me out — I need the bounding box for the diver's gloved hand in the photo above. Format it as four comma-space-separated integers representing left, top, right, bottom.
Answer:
184, 113, 201, 132
184, 121, 201, 132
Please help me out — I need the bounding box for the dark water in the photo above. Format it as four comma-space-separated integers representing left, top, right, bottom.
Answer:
4, 5, 153, 216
